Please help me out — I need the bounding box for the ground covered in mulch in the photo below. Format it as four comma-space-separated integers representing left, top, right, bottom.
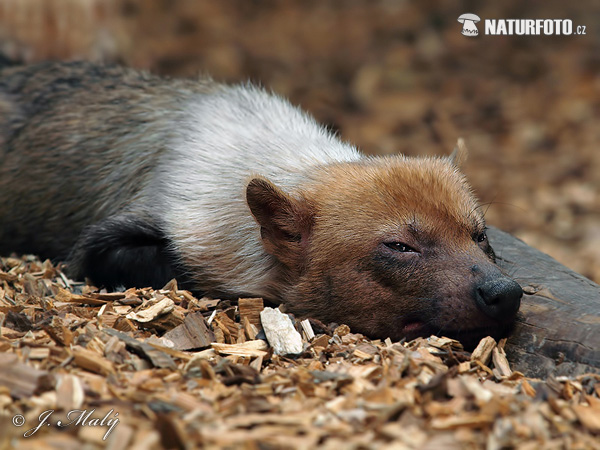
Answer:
1, 257, 599, 449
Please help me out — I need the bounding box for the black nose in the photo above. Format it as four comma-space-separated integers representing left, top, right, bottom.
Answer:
475, 276, 522, 319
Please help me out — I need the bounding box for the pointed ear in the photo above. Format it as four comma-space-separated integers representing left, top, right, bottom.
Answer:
449, 138, 468, 168
246, 177, 313, 270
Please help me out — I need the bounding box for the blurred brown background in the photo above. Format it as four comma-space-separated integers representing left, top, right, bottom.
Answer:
1, 0, 599, 282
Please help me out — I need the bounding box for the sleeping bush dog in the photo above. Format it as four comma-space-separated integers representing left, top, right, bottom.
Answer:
0, 61, 522, 346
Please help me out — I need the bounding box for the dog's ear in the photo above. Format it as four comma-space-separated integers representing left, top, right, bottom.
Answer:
449, 138, 469, 168
246, 177, 314, 271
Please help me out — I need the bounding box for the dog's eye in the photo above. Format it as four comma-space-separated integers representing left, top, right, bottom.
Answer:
384, 242, 418, 253
477, 232, 488, 243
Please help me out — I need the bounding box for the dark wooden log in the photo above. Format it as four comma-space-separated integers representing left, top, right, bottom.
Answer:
488, 227, 600, 378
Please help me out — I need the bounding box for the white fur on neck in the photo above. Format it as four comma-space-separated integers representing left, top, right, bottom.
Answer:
159, 83, 361, 296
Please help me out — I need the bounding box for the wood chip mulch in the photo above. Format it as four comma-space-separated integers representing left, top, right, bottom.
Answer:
0, 255, 599, 449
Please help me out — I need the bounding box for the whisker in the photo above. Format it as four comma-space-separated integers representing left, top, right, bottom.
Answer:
475, 200, 528, 215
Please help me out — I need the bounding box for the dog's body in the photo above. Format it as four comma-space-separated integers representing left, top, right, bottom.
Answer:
0, 61, 522, 345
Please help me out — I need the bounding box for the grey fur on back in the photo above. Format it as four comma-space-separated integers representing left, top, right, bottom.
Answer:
0, 61, 216, 258
0, 61, 360, 296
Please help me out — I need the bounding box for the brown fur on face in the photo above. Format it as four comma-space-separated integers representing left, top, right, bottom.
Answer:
247, 156, 521, 348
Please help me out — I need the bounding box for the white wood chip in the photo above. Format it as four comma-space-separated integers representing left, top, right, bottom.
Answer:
492, 347, 512, 378
459, 375, 493, 403
206, 309, 217, 325
471, 336, 497, 366
56, 374, 85, 410
300, 319, 315, 341
211, 340, 269, 357
126, 298, 174, 323
260, 307, 303, 355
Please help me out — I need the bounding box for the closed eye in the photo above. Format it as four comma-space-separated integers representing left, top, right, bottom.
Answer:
384, 242, 419, 253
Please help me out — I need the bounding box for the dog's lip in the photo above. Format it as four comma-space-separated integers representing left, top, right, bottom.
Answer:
402, 320, 426, 333
399, 319, 432, 342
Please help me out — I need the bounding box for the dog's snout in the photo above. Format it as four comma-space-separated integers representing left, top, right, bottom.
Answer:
474, 276, 522, 319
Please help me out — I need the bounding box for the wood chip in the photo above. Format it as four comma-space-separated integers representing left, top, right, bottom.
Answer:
71, 346, 116, 376
243, 316, 259, 340
56, 374, 85, 410
162, 311, 215, 350
214, 311, 239, 343
27, 347, 50, 360
301, 319, 315, 340
520, 379, 537, 397
126, 298, 175, 323
104, 329, 177, 369
492, 346, 512, 379
0, 253, 598, 448
55, 287, 109, 306
260, 307, 303, 355
211, 340, 268, 358
311, 334, 330, 349
459, 375, 493, 403
431, 413, 495, 430
572, 400, 600, 433
238, 298, 264, 326
334, 324, 350, 337
0, 352, 53, 398
471, 336, 496, 366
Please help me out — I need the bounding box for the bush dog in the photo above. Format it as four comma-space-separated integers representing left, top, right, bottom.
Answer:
0, 61, 522, 346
